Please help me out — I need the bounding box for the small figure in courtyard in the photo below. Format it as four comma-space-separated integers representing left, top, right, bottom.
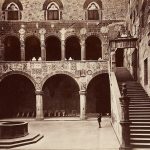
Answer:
97, 113, 102, 128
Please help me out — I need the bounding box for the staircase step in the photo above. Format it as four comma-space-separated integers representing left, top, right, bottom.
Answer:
131, 134, 150, 138
129, 110, 150, 112
130, 116, 150, 119
130, 119, 150, 122
131, 130, 150, 134
130, 112, 150, 115
131, 122, 150, 126
130, 138, 150, 143
131, 143, 150, 148
0, 134, 43, 148
129, 107, 150, 109
130, 126, 150, 130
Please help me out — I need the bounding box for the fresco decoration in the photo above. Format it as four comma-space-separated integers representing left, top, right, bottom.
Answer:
0, 61, 108, 90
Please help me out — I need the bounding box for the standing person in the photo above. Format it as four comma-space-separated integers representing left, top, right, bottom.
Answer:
97, 113, 102, 128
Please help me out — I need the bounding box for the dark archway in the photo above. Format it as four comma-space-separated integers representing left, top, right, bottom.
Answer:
45, 36, 61, 61
25, 36, 41, 61
86, 36, 102, 60
132, 49, 138, 80
0, 74, 36, 119
87, 73, 110, 115
115, 48, 124, 67
4, 36, 21, 61
65, 36, 81, 60
42, 74, 80, 117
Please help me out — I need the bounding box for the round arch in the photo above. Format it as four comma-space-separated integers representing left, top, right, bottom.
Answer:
0, 71, 36, 88
43, 0, 63, 10
25, 36, 41, 61
83, 0, 102, 9
45, 36, 61, 61
85, 35, 102, 60
42, 73, 80, 117
65, 36, 81, 60
87, 70, 108, 87
4, 35, 21, 61
41, 72, 79, 90
86, 73, 110, 115
2, 0, 23, 10
0, 73, 36, 119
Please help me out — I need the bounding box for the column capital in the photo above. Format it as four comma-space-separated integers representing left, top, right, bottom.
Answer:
79, 91, 87, 95
35, 90, 44, 95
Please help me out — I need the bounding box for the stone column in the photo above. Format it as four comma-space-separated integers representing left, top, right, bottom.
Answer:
80, 40, 86, 61
39, 28, 46, 61
0, 39, 4, 60
119, 83, 131, 150
60, 28, 66, 61
35, 91, 44, 120
19, 28, 26, 61
61, 40, 65, 60
79, 91, 87, 120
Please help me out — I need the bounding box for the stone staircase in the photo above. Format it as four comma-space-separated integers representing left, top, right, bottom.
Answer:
115, 67, 150, 149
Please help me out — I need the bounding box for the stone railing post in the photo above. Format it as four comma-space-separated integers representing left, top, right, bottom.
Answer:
119, 83, 131, 150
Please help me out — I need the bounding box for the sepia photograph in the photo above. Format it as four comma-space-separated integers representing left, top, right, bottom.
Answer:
0, 0, 149, 149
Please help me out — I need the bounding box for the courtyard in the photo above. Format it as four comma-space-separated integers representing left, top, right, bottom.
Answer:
8, 117, 120, 150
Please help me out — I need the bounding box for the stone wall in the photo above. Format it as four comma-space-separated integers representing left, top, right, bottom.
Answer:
0, 0, 128, 21
125, 0, 150, 96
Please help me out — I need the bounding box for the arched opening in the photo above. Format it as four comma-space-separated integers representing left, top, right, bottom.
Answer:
4, 36, 21, 61
86, 36, 102, 60
0, 74, 36, 119
45, 36, 61, 61
25, 36, 41, 61
2, 0, 23, 20
46, 2, 60, 20
87, 73, 110, 116
43, 0, 63, 20
65, 36, 81, 60
42, 74, 80, 117
115, 48, 124, 67
87, 2, 100, 20
132, 49, 138, 80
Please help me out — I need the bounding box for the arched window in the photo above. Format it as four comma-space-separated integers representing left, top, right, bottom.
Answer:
43, 0, 63, 20
87, 2, 99, 20
2, 0, 23, 20
84, 0, 102, 21
46, 2, 60, 20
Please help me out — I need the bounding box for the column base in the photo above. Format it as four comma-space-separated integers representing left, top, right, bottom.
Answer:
36, 117, 44, 121
80, 116, 87, 120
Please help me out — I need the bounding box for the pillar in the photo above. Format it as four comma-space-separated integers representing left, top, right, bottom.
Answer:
61, 40, 65, 60
41, 43, 46, 61
119, 83, 131, 150
35, 91, 44, 120
20, 41, 25, 61
0, 39, 4, 60
19, 28, 26, 61
39, 28, 46, 61
80, 40, 86, 61
79, 91, 87, 120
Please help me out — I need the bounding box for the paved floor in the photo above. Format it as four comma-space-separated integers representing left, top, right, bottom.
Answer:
9, 117, 120, 150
